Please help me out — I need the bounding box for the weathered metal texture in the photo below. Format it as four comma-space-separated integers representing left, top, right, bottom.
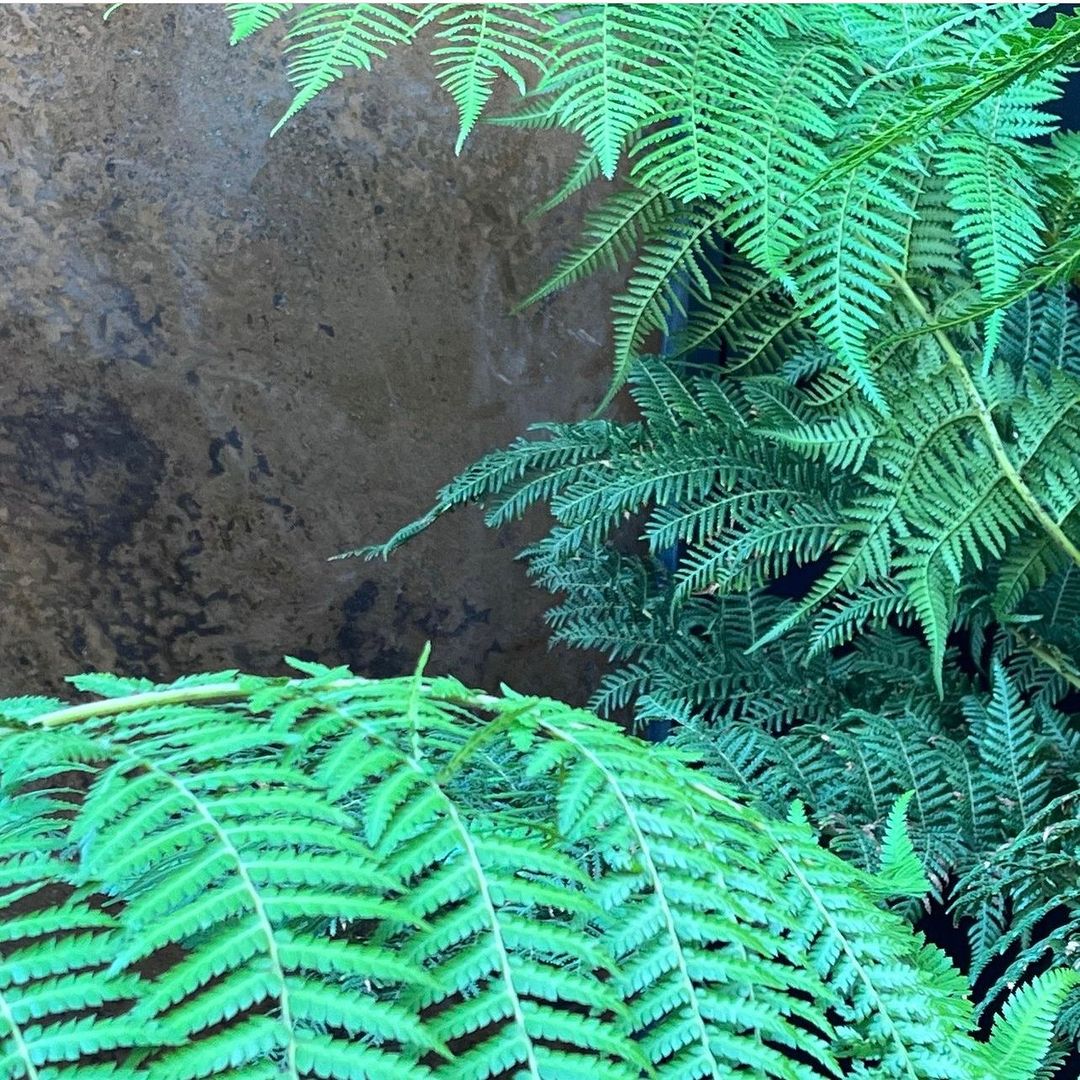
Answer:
0, 5, 614, 700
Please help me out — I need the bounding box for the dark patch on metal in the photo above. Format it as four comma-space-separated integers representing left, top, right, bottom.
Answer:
0, 387, 165, 561
0, 5, 614, 704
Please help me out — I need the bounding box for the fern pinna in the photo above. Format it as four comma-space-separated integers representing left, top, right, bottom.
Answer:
0, 657, 1076, 1080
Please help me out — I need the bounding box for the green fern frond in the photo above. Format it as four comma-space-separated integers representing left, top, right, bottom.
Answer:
516, 185, 673, 311
938, 84, 1054, 301
788, 99, 921, 407
527, 144, 603, 220
608, 201, 724, 405
964, 661, 1052, 835
811, 11, 1080, 190
432, 6, 553, 154
882, 212, 1080, 353
273, 4, 422, 136
625, 7, 816, 211
3, 663, 1059, 1078
720, 36, 854, 278
979, 969, 1080, 1077
669, 260, 809, 374
535, 5, 686, 179
0, 791, 150, 1080
226, 3, 293, 45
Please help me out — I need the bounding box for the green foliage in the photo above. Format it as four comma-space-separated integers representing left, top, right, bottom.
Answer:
226, 3, 292, 45
255, 0, 1080, 1043
363, 311, 1080, 689
5, 660, 1070, 1078
432, 7, 553, 155
269, 5, 427, 136
226, 4, 1080, 398
224, 3, 554, 143
359, 319, 1080, 1018
208, 0, 1080, 1065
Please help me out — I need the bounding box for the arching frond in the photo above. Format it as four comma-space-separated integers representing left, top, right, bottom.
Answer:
3, 663, 1059, 1079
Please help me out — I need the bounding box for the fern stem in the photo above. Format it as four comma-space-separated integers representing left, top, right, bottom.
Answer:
438, 794, 543, 1079
31, 682, 251, 728
1011, 628, 1080, 691
29, 678, 506, 730
889, 270, 1080, 569
0, 987, 40, 1080
117, 746, 302, 1078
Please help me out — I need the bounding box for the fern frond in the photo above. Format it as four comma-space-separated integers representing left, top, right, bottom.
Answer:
226, 3, 292, 45
882, 212, 1080, 352
608, 201, 724, 403
536, 5, 686, 178
623, 7, 736, 203
938, 85, 1053, 301
788, 98, 921, 407
527, 144, 603, 220
516, 185, 673, 311
4, 663, 1058, 1078
670, 260, 809, 374
432, 6, 553, 154
964, 661, 1051, 835
978, 969, 1080, 1078
0, 784, 151, 1080
812, 11, 1080, 188
273, 4, 422, 135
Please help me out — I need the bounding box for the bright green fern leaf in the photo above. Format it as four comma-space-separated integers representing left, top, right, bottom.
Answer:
226, 3, 292, 46
272, 4, 423, 136
432, 6, 553, 155
1, 661, 1069, 1078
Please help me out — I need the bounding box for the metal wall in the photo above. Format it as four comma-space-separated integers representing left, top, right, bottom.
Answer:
0, 5, 614, 701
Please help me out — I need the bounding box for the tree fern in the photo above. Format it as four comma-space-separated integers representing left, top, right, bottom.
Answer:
1, 660, 1074, 1078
